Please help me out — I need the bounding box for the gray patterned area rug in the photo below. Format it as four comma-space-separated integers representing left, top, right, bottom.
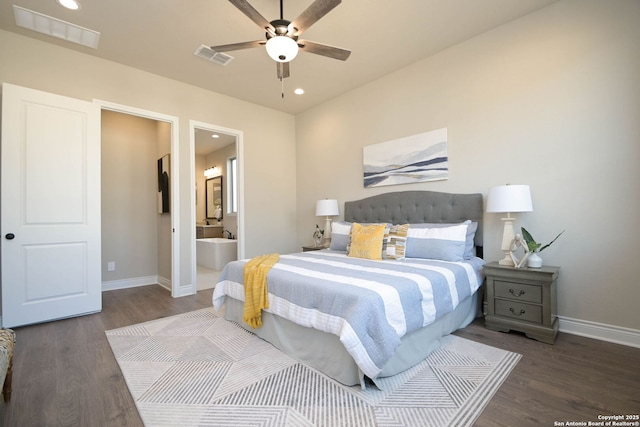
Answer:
106, 308, 520, 427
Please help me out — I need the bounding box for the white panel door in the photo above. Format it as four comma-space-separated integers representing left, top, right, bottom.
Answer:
1, 83, 101, 327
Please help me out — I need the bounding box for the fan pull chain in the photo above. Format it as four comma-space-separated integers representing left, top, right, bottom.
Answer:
281, 77, 285, 99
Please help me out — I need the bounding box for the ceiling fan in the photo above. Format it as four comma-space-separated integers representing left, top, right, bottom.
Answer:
210, 0, 351, 80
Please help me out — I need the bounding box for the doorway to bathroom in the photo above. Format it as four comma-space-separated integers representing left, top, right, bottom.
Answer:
191, 121, 242, 291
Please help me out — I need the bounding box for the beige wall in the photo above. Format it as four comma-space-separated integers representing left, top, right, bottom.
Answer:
101, 110, 159, 281
296, 0, 640, 331
99, 111, 172, 287
0, 28, 298, 292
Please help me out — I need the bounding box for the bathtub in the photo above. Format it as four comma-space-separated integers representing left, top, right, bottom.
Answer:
196, 238, 238, 270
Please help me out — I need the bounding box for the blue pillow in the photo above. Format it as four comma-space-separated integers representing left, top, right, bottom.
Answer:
408, 221, 478, 259
329, 221, 352, 251
405, 221, 470, 262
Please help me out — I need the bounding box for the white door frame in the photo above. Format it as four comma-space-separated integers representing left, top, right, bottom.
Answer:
189, 120, 245, 282
95, 100, 183, 297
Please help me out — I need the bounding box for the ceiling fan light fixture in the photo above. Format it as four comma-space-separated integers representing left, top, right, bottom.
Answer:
266, 36, 298, 63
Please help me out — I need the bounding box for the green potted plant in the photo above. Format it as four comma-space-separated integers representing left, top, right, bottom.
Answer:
521, 227, 564, 268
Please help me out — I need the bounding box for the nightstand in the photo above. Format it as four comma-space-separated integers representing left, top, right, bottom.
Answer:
483, 261, 560, 344
302, 245, 324, 252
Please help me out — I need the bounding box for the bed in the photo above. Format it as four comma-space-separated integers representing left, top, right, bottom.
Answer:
212, 190, 484, 388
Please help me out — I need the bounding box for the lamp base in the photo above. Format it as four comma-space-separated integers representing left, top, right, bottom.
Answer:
323, 217, 332, 248
498, 216, 516, 267
498, 253, 515, 267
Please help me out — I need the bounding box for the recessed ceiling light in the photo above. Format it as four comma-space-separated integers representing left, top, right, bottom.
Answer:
211, 134, 220, 138
57, 0, 80, 10
294, 88, 304, 95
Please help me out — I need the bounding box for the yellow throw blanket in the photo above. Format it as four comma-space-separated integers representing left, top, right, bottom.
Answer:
243, 253, 279, 328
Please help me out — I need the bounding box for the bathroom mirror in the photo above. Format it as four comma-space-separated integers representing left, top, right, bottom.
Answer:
205, 176, 223, 220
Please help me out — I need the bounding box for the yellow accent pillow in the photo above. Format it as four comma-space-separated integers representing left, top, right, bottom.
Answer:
347, 223, 387, 260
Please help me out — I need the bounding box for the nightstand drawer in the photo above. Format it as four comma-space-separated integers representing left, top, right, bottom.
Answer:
495, 300, 542, 323
494, 280, 542, 303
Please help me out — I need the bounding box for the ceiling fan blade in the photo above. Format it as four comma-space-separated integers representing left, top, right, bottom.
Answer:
210, 40, 265, 52
298, 40, 351, 61
228, 0, 273, 31
277, 62, 290, 79
292, 0, 341, 35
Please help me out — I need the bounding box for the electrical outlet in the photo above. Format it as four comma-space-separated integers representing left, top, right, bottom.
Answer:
107, 261, 116, 271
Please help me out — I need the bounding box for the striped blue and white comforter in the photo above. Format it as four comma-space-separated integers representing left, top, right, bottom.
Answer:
212, 250, 484, 379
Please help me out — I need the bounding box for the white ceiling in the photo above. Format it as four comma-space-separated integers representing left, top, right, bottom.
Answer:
0, 0, 558, 115
195, 127, 237, 155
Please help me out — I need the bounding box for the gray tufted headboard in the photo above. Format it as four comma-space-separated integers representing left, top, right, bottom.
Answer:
344, 190, 483, 250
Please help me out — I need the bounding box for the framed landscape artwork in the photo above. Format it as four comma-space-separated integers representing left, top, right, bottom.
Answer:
363, 128, 448, 188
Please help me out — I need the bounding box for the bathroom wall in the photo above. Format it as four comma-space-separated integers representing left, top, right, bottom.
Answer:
205, 143, 238, 238
195, 154, 207, 223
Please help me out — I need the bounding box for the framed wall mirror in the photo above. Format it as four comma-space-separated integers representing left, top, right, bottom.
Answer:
206, 176, 223, 220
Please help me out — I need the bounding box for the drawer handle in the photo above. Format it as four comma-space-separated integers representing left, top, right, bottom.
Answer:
509, 288, 525, 297
509, 307, 526, 316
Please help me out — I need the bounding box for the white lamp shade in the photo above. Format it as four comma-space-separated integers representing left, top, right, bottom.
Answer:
486, 185, 533, 213
316, 199, 339, 217
266, 36, 299, 63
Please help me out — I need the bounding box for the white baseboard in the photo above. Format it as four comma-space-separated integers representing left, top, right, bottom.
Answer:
156, 275, 172, 292
174, 287, 196, 297
156, 276, 195, 296
101, 275, 194, 297
558, 316, 640, 348
102, 275, 161, 292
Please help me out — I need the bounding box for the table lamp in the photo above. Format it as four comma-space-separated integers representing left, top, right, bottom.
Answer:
486, 185, 533, 266
315, 199, 339, 247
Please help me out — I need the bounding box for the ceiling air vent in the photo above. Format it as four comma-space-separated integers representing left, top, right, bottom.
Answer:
194, 45, 234, 66
13, 5, 100, 49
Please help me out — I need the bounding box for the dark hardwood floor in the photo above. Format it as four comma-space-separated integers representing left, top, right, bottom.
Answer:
3, 285, 639, 426
455, 322, 640, 426
3, 285, 214, 427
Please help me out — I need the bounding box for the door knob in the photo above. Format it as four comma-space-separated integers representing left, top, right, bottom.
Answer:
5, 233, 15, 240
